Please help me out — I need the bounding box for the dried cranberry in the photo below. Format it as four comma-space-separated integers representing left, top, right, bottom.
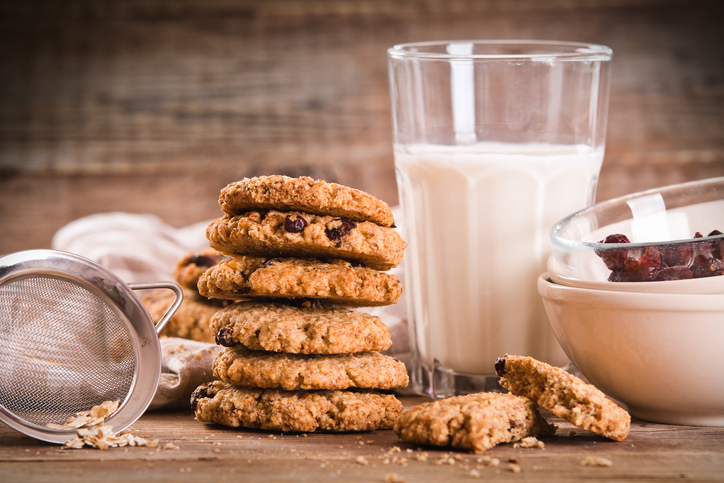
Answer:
655, 266, 693, 281
607, 257, 643, 282
601, 234, 631, 244
260, 258, 280, 268
707, 230, 724, 259
691, 255, 724, 278
494, 356, 507, 376
294, 298, 323, 310
637, 246, 662, 281
188, 254, 218, 267
284, 215, 308, 233
325, 218, 357, 246
215, 326, 235, 347
190, 382, 215, 411
609, 269, 643, 282
660, 243, 694, 268
595, 234, 632, 271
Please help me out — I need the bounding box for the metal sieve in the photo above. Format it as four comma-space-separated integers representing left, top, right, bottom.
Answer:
0, 249, 182, 443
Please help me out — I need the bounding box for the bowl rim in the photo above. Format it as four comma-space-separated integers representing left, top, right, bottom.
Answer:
550, 176, 724, 251
538, 272, 724, 310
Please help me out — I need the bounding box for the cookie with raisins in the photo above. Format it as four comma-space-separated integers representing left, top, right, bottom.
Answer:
219, 175, 396, 227
142, 288, 228, 344
197, 256, 402, 306
173, 248, 230, 291
213, 347, 408, 391
206, 211, 405, 271
393, 392, 555, 453
210, 300, 391, 354
495, 354, 630, 441
191, 381, 403, 432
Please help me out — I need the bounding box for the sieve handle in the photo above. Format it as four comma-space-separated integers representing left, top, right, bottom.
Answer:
129, 282, 184, 334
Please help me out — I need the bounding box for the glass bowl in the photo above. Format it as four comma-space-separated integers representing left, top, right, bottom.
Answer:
549, 177, 724, 290
547, 254, 724, 294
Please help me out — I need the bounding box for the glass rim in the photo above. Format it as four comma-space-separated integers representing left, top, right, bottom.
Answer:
388, 39, 612, 60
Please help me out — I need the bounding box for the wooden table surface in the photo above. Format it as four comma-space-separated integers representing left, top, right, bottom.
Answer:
1, 1, 724, 481
2, 398, 724, 482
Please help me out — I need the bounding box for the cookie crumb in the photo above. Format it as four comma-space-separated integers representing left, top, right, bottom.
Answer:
384, 474, 406, 483
469, 469, 481, 478
356, 456, 369, 466
580, 456, 613, 467
508, 463, 522, 473
513, 436, 545, 449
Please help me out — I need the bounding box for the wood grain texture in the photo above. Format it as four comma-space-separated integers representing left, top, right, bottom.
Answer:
1, 0, 723, 254
1, 402, 723, 482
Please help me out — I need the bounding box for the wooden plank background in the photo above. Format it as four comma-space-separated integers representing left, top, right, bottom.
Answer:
1, 0, 723, 254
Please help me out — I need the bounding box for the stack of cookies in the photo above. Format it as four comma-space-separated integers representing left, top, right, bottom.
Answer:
191, 176, 409, 432
143, 248, 231, 343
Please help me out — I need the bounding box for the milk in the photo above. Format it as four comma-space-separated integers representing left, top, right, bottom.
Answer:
395, 142, 604, 378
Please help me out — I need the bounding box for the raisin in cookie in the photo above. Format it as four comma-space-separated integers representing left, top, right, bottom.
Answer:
206, 211, 405, 271
495, 354, 630, 441
191, 380, 403, 432
394, 392, 555, 453
174, 248, 230, 291
142, 288, 227, 343
213, 347, 409, 391
197, 257, 402, 306
219, 176, 396, 227
211, 300, 392, 354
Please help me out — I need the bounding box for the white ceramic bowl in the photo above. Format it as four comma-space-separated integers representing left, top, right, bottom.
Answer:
538, 273, 724, 426
547, 254, 724, 294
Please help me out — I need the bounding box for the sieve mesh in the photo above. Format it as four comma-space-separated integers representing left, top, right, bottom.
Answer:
0, 275, 136, 427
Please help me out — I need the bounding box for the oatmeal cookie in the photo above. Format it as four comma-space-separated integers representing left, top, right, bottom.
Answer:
211, 300, 392, 354
142, 288, 227, 343
393, 392, 555, 453
207, 211, 405, 271
219, 176, 396, 227
197, 257, 402, 306
191, 381, 403, 432
174, 248, 230, 291
495, 354, 630, 441
213, 347, 409, 391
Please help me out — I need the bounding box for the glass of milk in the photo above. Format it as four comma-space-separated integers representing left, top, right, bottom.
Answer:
387, 40, 612, 398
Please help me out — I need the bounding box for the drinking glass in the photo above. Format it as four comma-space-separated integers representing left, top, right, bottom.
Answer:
388, 40, 612, 398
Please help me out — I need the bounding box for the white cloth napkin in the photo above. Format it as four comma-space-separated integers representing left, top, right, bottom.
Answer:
51, 210, 410, 410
